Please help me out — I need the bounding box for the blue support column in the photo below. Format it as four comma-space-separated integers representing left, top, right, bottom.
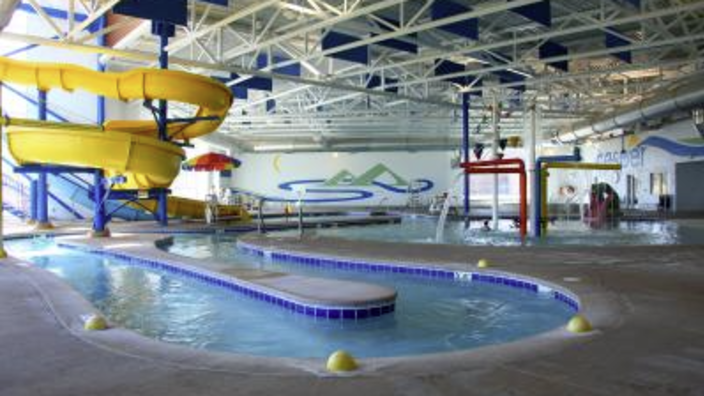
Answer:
91, 169, 109, 236
29, 179, 37, 223
155, 22, 171, 227
91, 17, 110, 237
35, 90, 53, 229
461, 92, 470, 218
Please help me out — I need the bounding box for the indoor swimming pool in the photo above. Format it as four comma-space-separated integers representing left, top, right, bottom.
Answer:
276, 216, 704, 246
7, 237, 573, 359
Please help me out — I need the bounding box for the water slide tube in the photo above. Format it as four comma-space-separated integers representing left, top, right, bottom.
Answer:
539, 162, 622, 235
0, 57, 246, 220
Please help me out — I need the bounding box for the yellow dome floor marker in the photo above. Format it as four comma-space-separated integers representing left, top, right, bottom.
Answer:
477, 259, 490, 268
83, 314, 108, 331
567, 314, 592, 333
326, 350, 358, 373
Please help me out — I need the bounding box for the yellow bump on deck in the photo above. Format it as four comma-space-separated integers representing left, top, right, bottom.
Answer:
326, 350, 358, 372
477, 258, 490, 268
567, 314, 592, 333
84, 314, 108, 331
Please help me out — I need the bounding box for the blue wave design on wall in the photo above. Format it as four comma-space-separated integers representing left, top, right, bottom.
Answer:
271, 178, 435, 203
372, 179, 434, 193
637, 136, 704, 157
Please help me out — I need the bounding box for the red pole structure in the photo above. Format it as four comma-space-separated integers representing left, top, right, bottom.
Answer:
460, 158, 527, 239
519, 170, 527, 238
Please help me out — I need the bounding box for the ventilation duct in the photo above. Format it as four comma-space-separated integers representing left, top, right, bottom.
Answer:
556, 75, 704, 143
0, 0, 21, 32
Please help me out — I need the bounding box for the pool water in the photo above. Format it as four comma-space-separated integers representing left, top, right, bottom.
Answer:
275, 216, 704, 246
8, 237, 573, 359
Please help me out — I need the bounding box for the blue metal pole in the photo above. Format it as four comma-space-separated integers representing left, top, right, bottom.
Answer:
532, 149, 581, 237
157, 23, 170, 226
90, 15, 109, 236
29, 179, 37, 223
461, 92, 470, 218
36, 89, 52, 229
93, 169, 107, 234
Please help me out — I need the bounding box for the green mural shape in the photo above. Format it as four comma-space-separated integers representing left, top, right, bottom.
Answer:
354, 163, 408, 186
324, 170, 357, 186
323, 164, 409, 187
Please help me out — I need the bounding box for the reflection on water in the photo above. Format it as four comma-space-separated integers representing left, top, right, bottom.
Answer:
274, 217, 704, 246
8, 237, 574, 358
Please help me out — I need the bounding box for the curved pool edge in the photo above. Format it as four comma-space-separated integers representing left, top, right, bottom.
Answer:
3, 232, 623, 377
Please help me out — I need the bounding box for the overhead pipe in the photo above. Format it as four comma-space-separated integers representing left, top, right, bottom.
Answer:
557, 76, 704, 143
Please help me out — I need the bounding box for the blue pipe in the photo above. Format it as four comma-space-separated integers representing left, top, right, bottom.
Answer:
92, 15, 108, 235
156, 22, 171, 227
461, 92, 470, 217
532, 147, 581, 237
93, 169, 106, 233
29, 180, 37, 222
36, 90, 51, 227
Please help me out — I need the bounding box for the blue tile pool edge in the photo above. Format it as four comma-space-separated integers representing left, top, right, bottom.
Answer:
55, 242, 395, 321
236, 240, 581, 313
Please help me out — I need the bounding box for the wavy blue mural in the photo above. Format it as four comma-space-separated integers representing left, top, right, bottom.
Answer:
270, 164, 435, 203
636, 136, 704, 157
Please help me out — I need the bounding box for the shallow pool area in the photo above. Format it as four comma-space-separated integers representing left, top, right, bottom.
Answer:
7, 236, 574, 359
272, 216, 704, 246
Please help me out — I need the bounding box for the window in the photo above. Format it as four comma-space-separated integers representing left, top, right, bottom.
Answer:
650, 173, 667, 195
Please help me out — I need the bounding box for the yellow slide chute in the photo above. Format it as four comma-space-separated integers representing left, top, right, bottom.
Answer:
0, 56, 246, 220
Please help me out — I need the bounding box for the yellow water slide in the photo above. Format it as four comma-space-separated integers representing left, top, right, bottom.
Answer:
0, 56, 248, 221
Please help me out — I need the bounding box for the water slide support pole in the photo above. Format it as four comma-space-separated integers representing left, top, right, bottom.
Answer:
156, 22, 170, 227
461, 92, 470, 218
92, 15, 108, 237
35, 89, 53, 230
29, 180, 37, 223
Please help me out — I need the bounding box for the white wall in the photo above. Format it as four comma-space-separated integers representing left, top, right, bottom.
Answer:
229, 151, 454, 206
546, 119, 704, 211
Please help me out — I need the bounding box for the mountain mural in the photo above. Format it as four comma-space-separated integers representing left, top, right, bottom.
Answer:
323, 164, 409, 187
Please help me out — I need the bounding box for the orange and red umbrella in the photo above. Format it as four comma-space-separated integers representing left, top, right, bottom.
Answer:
182, 153, 242, 172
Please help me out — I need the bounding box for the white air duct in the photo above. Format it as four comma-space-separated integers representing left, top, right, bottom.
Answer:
556, 75, 704, 143
0, 0, 21, 32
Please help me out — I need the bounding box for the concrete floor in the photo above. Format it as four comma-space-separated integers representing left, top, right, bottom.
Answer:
1, 223, 703, 395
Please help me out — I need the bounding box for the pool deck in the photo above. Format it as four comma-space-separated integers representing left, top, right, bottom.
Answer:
1, 226, 703, 395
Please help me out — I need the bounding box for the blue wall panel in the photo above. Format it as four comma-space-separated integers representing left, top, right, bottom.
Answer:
539, 40, 569, 71
493, 70, 526, 91
372, 18, 418, 54
256, 54, 301, 76
322, 31, 369, 65
114, 0, 188, 26
431, 0, 478, 40
230, 74, 273, 91
510, 0, 551, 27
605, 30, 632, 63
365, 74, 398, 93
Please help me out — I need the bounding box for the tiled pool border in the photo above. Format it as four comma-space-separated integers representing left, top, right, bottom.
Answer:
237, 240, 581, 312
55, 242, 395, 321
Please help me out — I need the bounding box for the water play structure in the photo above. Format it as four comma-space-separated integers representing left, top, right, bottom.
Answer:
536, 161, 622, 236
0, 55, 248, 232
461, 158, 528, 238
